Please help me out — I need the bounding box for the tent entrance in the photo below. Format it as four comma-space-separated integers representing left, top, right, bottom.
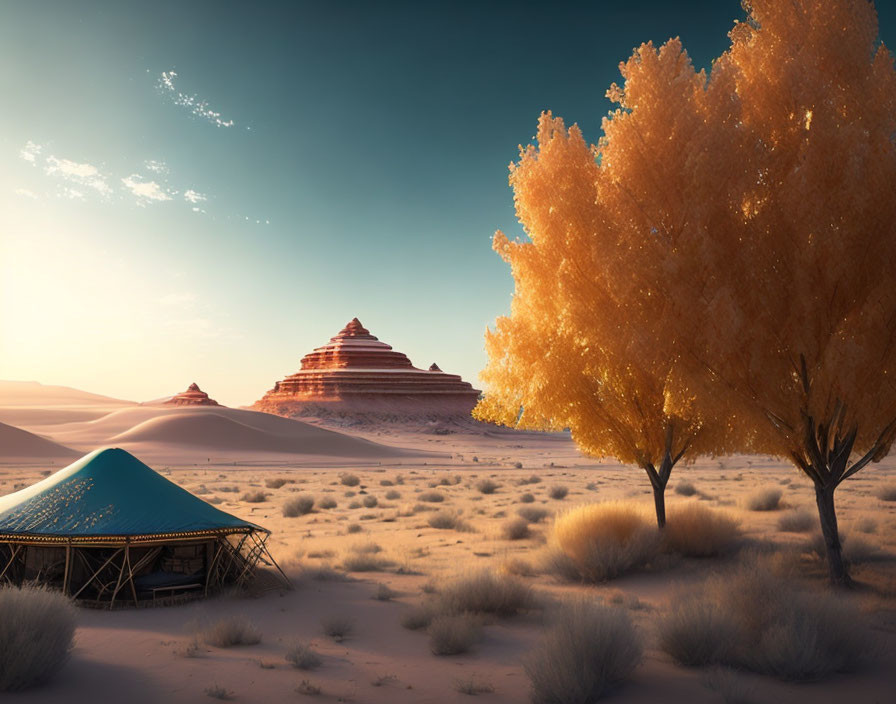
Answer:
0, 530, 290, 608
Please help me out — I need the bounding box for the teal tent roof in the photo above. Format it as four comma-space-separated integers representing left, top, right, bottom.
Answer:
0, 448, 263, 539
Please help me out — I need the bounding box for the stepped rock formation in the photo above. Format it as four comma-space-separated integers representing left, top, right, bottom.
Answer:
253, 318, 480, 419
163, 382, 220, 406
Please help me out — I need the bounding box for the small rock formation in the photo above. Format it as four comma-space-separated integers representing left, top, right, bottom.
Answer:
253, 318, 480, 420
164, 382, 220, 406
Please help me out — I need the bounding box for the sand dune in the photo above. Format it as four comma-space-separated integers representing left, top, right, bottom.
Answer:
0, 380, 134, 407
0, 421, 79, 458
108, 408, 425, 457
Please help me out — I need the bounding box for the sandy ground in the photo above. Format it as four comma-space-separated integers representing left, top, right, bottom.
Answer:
1, 385, 896, 703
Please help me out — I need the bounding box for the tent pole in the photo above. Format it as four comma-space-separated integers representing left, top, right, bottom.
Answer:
0, 544, 22, 583
72, 547, 124, 600
109, 542, 130, 610
62, 540, 72, 595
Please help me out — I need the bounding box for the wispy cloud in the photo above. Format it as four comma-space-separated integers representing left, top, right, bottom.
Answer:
14, 188, 38, 199
121, 174, 172, 204
144, 159, 168, 174
45, 155, 113, 196
183, 189, 206, 204
20, 141, 41, 163
157, 70, 235, 128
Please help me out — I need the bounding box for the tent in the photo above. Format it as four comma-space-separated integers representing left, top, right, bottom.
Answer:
0, 448, 289, 607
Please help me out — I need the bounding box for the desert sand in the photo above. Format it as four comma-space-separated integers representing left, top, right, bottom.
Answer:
1, 383, 895, 703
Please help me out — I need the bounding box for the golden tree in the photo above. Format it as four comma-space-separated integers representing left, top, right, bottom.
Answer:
475, 38, 741, 528
477, 0, 896, 584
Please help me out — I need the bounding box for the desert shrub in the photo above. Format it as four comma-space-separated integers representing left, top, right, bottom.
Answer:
362, 495, 378, 508
777, 509, 815, 533
385, 490, 401, 500
853, 516, 878, 534
674, 481, 698, 497
341, 473, 360, 487
286, 643, 322, 670
663, 504, 741, 557
301, 564, 350, 582
241, 490, 268, 503
428, 614, 482, 655
745, 488, 782, 511
373, 583, 397, 601
0, 585, 76, 691
343, 553, 393, 572
546, 503, 660, 582
419, 490, 445, 503
657, 561, 874, 680
265, 477, 289, 489
401, 604, 436, 630
525, 600, 642, 704
346, 523, 362, 534
875, 485, 896, 501
348, 500, 362, 509
296, 679, 321, 696
437, 570, 537, 617
317, 496, 337, 509
218, 485, 239, 493
502, 518, 531, 540
454, 675, 495, 695
807, 531, 886, 565
428, 511, 471, 531
380, 479, 395, 486
321, 615, 354, 641
283, 495, 315, 517
520, 492, 536, 503
475, 479, 499, 494
519, 475, 542, 485
517, 506, 549, 523
205, 684, 234, 700
502, 558, 536, 577
203, 616, 261, 647
549, 485, 569, 500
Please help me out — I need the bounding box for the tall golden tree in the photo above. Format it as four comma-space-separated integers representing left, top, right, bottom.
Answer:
474, 38, 741, 528
477, 0, 896, 585
666, 0, 896, 586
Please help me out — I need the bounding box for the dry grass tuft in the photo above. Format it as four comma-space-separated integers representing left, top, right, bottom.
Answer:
517, 506, 550, 523
657, 560, 875, 680
777, 509, 815, 533
502, 518, 531, 540
296, 679, 322, 696
373, 583, 397, 601
283, 495, 315, 517
546, 502, 660, 582
241, 490, 268, 503
317, 496, 337, 509
875, 485, 896, 501
437, 570, 538, 617
674, 481, 698, 496
525, 600, 642, 704
265, 477, 290, 489
428, 614, 482, 655
745, 488, 782, 511
205, 684, 234, 700
340, 473, 360, 487
203, 616, 261, 648
475, 479, 499, 494
321, 615, 354, 642
664, 504, 741, 557
286, 643, 322, 670
428, 511, 472, 531
385, 490, 401, 500
419, 490, 445, 503
520, 492, 536, 503
454, 674, 495, 695
0, 585, 76, 691
548, 485, 569, 500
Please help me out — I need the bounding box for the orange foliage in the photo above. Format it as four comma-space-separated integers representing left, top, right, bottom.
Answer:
477, 0, 896, 580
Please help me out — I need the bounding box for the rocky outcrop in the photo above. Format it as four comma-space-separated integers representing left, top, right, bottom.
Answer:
163, 383, 220, 406
253, 318, 480, 420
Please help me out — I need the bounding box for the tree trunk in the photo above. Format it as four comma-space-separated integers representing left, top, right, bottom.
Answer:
814, 484, 851, 587
652, 482, 667, 529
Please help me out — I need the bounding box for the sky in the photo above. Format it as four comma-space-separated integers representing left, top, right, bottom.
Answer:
2, 0, 894, 407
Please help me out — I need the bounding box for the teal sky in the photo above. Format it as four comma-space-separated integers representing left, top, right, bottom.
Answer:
2, 1, 893, 407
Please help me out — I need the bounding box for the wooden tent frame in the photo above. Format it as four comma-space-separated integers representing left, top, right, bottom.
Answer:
0, 527, 290, 608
